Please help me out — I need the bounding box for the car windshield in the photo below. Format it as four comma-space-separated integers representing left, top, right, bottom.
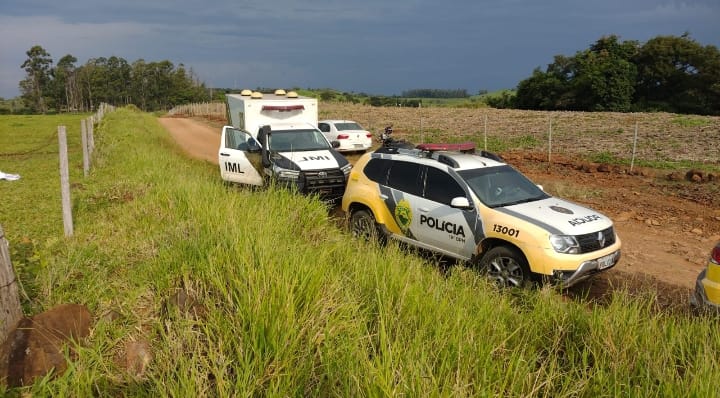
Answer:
458, 165, 549, 208
269, 129, 331, 152
335, 122, 363, 131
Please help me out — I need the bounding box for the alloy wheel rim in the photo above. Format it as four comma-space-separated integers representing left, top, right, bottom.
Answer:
487, 256, 525, 287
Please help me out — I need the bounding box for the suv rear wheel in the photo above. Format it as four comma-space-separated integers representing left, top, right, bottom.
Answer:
350, 209, 384, 243
480, 246, 532, 288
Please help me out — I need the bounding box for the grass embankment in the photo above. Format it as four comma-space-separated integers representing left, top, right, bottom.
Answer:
1, 109, 719, 396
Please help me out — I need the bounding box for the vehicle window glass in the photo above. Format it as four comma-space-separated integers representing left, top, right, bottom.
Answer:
458, 165, 549, 207
226, 128, 253, 150
269, 130, 330, 151
319, 123, 330, 132
424, 167, 466, 205
387, 161, 423, 196
336, 122, 363, 130
363, 158, 391, 184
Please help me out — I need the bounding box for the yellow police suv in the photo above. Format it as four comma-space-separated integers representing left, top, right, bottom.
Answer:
341, 143, 622, 288
691, 242, 720, 312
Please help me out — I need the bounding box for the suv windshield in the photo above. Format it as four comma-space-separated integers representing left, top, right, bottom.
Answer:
269, 129, 331, 152
458, 165, 549, 208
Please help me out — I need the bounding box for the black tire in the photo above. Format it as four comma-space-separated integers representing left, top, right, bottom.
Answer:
350, 209, 383, 243
479, 246, 533, 288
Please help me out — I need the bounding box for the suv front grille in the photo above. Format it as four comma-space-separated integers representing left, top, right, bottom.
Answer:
301, 169, 346, 196
577, 227, 616, 253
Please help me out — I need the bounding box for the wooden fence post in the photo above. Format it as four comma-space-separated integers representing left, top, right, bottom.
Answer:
88, 117, 95, 155
58, 126, 74, 237
0, 224, 23, 343
81, 119, 90, 176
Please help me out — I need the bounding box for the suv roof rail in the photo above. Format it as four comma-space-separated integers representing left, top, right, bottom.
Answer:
416, 142, 476, 153
374, 147, 419, 155
436, 154, 460, 168
480, 150, 504, 162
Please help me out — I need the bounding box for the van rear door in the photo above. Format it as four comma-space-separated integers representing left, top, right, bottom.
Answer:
218, 126, 264, 186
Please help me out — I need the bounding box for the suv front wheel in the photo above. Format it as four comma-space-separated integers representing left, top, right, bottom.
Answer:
479, 246, 533, 288
350, 209, 385, 243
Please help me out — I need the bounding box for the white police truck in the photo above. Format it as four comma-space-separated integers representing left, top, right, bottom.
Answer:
218, 90, 351, 200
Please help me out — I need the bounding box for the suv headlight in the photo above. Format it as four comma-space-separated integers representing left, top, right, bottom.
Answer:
341, 163, 352, 176
550, 234, 580, 254
277, 169, 300, 180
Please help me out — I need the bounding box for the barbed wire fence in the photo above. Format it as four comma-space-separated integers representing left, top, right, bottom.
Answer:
58, 102, 116, 237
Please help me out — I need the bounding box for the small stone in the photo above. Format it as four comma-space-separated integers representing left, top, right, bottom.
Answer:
125, 339, 152, 378
691, 228, 703, 235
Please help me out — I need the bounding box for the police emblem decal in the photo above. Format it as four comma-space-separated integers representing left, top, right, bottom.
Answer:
394, 199, 413, 233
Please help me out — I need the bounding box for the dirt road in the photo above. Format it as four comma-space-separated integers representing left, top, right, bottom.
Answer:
158, 115, 720, 310
158, 117, 220, 164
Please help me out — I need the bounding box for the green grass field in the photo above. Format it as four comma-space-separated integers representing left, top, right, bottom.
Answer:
1, 109, 719, 396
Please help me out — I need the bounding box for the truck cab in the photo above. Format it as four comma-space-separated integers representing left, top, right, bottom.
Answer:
218, 90, 351, 200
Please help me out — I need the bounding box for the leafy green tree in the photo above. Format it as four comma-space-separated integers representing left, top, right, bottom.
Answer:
49, 54, 80, 112
515, 36, 638, 112
169, 64, 207, 105
572, 36, 638, 111
15, 45, 212, 113
19, 45, 53, 113
106, 56, 132, 105
514, 68, 562, 110
634, 34, 720, 115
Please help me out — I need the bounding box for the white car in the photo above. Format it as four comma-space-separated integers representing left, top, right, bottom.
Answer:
318, 120, 373, 153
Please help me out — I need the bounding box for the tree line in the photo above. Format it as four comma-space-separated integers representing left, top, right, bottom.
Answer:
507, 34, 720, 115
19, 45, 210, 113
14, 34, 720, 115
401, 89, 469, 99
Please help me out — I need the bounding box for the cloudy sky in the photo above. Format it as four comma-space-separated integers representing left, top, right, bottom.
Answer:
1, 0, 718, 99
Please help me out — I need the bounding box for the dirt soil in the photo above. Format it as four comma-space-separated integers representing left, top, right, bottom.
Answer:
157, 113, 720, 312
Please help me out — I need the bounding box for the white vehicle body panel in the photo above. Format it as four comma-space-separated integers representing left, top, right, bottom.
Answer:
218, 126, 264, 185
498, 197, 614, 235
226, 93, 318, 138
278, 149, 342, 170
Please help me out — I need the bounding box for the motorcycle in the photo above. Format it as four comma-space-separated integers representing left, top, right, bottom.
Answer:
378, 125, 415, 150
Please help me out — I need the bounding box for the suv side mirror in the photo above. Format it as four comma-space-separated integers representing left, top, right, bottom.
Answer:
450, 197, 472, 209
331, 140, 340, 149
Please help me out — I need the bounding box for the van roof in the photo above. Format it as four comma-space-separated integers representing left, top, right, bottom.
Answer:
226, 93, 314, 101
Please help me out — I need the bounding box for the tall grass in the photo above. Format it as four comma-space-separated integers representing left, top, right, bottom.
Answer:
1, 109, 719, 396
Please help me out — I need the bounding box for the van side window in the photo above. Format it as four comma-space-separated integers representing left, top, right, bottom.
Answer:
319, 123, 330, 133
424, 167, 466, 205
387, 161, 423, 197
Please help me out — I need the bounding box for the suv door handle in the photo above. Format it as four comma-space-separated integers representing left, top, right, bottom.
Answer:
419, 207, 429, 212
220, 153, 230, 157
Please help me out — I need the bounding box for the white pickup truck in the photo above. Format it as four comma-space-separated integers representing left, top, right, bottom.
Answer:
218, 90, 351, 200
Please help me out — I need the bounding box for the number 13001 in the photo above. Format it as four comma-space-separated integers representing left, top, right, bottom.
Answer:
492, 224, 519, 238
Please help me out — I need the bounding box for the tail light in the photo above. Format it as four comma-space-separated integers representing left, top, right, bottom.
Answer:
337, 134, 349, 139
711, 243, 720, 264
366, 133, 373, 138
